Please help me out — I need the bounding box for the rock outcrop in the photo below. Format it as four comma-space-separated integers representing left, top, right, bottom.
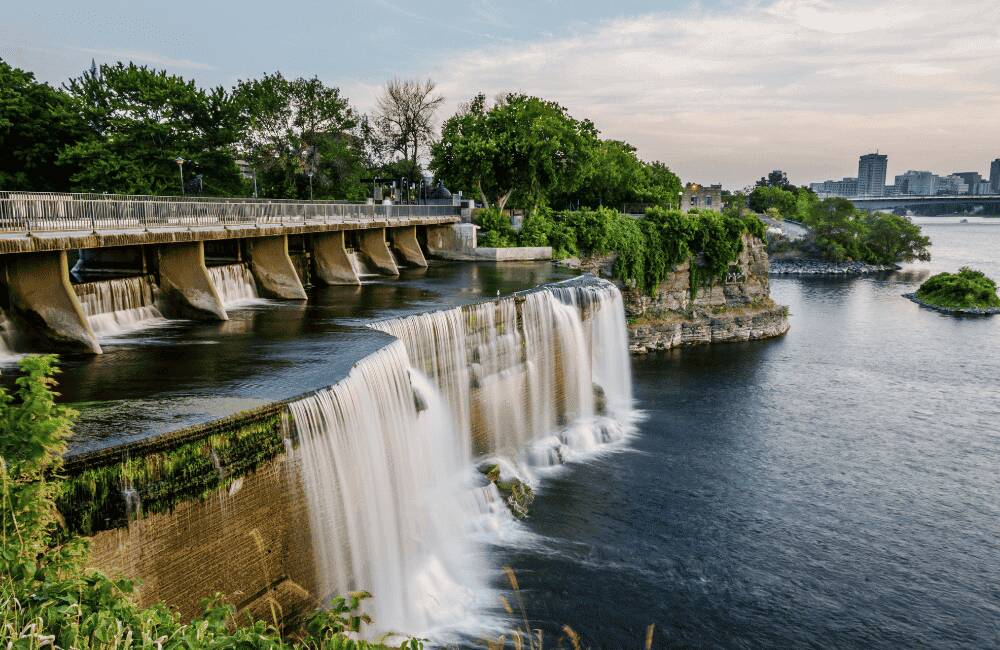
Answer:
576, 234, 790, 354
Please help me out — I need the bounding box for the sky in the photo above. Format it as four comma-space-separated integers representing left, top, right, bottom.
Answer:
3, 0, 999, 189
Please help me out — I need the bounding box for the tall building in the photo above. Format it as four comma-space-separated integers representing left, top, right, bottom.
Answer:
953, 172, 983, 195
857, 153, 888, 196
991, 159, 1000, 193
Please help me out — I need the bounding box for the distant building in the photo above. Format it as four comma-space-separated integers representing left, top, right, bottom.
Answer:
991, 159, 1000, 193
809, 177, 858, 197
235, 159, 255, 181
953, 172, 983, 195
894, 170, 936, 195
857, 153, 888, 196
681, 183, 722, 212
973, 180, 993, 195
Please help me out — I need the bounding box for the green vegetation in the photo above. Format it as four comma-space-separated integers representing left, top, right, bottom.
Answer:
431, 93, 681, 213
60, 408, 285, 535
1, 356, 421, 648
801, 198, 931, 264
915, 267, 1000, 311
476, 205, 766, 294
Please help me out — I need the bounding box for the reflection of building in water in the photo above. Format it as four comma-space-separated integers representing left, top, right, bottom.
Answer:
681, 182, 722, 212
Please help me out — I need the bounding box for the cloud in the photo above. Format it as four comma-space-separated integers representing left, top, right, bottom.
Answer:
425, 0, 1000, 187
76, 47, 215, 71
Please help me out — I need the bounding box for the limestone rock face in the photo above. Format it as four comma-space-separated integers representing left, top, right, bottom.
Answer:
578, 235, 790, 354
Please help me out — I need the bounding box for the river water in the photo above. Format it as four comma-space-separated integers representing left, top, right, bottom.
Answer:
490, 218, 1000, 648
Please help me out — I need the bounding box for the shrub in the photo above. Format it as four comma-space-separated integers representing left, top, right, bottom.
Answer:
915, 267, 1000, 310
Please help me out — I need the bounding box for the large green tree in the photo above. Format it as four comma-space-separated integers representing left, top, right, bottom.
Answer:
0, 60, 87, 191
61, 62, 243, 195
431, 93, 598, 212
233, 73, 366, 200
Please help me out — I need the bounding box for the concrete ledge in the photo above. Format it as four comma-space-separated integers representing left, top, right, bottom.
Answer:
249, 235, 308, 299
472, 247, 553, 261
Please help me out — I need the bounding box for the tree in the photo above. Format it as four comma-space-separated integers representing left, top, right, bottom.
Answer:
61, 62, 243, 195
233, 73, 366, 199
863, 213, 931, 264
755, 169, 792, 190
748, 185, 797, 218
432, 93, 598, 212
0, 60, 87, 191
374, 78, 444, 177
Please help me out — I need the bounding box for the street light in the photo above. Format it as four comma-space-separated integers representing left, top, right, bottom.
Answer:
175, 158, 186, 195
678, 190, 684, 211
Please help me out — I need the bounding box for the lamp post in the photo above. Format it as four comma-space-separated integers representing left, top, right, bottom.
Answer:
175, 158, 186, 195
678, 190, 684, 211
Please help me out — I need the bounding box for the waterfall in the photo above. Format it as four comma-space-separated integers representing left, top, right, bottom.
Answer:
289, 342, 486, 637
74, 276, 166, 337
348, 251, 379, 278
0, 308, 19, 362
290, 277, 633, 638
372, 278, 634, 470
207, 263, 261, 308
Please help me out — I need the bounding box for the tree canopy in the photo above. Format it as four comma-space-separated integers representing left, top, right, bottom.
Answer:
61, 62, 243, 195
431, 93, 680, 213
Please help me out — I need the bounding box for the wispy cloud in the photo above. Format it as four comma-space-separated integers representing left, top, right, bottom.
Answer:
426, 0, 1000, 187
76, 47, 215, 71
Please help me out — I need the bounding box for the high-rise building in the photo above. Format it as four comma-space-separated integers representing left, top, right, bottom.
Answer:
990, 159, 1000, 193
857, 153, 888, 196
953, 172, 983, 195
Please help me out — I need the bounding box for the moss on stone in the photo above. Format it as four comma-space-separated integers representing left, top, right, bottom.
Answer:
480, 463, 535, 519
58, 409, 286, 535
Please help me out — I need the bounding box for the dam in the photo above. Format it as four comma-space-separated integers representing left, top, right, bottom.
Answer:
1, 192, 637, 640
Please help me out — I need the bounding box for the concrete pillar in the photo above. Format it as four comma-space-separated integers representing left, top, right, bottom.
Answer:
425, 223, 477, 260
248, 235, 308, 299
358, 228, 399, 276
157, 241, 228, 321
390, 225, 428, 268
5, 251, 102, 354
312, 231, 360, 285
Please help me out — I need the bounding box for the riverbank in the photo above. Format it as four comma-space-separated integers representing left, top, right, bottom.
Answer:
903, 292, 1000, 316
769, 258, 900, 275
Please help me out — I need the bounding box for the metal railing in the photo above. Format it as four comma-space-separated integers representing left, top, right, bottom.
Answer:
0, 192, 461, 234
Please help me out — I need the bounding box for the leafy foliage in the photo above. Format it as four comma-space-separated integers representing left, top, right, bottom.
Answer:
915, 267, 1000, 310
0, 357, 421, 649
800, 198, 931, 264
62, 62, 244, 195
0, 59, 87, 191
476, 206, 764, 295
432, 94, 680, 213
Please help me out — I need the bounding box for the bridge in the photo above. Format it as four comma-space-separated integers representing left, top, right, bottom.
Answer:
0, 192, 469, 355
846, 194, 1000, 212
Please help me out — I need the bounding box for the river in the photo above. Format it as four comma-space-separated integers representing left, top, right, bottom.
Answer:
488, 217, 1000, 647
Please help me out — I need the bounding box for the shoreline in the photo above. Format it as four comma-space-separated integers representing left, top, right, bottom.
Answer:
903, 293, 1000, 316
770, 258, 900, 275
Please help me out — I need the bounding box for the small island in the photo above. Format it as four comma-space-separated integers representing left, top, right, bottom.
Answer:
905, 267, 1000, 315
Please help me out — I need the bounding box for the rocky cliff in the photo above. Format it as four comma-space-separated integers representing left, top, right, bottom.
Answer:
577, 234, 789, 354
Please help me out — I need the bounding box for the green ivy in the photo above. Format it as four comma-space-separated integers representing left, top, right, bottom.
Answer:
58, 409, 285, 535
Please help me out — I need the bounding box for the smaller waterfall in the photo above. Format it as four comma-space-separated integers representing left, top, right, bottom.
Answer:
75, 276, 166, 337
348, 251, 379, 278
208, 263, 261, 308
0, 308, 20, 362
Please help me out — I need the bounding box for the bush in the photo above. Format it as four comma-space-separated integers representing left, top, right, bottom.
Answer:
915, 267, 1000, 310
801, 198, 931, 264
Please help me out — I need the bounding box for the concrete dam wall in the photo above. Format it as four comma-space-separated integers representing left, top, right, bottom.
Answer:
68, 276, 636, 638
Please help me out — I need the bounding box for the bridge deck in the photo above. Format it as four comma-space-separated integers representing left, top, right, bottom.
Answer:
0, 192, 462, 253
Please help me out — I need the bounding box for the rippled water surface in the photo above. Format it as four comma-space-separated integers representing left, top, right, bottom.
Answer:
491, 219, 1000, 648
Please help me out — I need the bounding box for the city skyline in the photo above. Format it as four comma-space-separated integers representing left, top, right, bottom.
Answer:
3, 0, 999, 188
809, 152, 1000, 197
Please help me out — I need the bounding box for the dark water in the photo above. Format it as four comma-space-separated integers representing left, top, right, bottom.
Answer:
0, 262, 571, 454
494, 219, 1000, 648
